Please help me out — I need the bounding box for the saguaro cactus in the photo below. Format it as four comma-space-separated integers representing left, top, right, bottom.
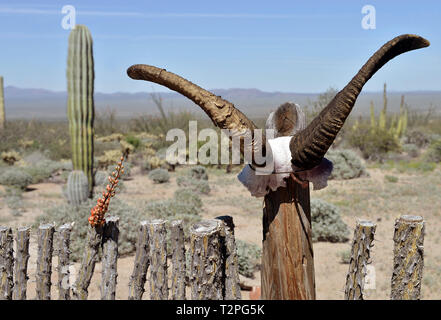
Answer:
0, 76, 5, 130
66, 170, 89, 206
67, 24, 95, 196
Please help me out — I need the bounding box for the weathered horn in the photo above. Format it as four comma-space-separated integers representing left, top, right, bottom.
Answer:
290, 34, 430, 170
127, 64, 266, 164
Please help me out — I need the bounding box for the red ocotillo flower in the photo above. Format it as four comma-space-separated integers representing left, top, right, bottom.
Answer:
88, 155, 125, 227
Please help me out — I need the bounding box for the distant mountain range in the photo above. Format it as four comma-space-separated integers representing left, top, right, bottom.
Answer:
4, 86, 441, 120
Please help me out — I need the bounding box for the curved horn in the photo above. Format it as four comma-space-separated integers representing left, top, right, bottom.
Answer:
290, 34, 430, 169
127, 64, 266, 163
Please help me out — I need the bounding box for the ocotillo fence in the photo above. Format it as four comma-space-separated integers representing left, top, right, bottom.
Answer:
0, 216, 241, 300
0, 214, 427, 300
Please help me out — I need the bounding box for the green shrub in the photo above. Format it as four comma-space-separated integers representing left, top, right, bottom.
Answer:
424, 140, 441, 163
125, 135, 141, 149
35, 197, 145, 261
405, 130, 430, 148
148, 168, 170, 183
236, 240, 261, 278
347, 124, 400, 160
23, 160, 65, 184
339, 249, 351, 264
173, 188, 203, 210
0, 168, 33, 190
402, 144, 419, 158
385, 175, 399, 183
189, 165, 208, 180
326, 149, 367, 180
311, 198, 349, 243
177, 176, 210, 194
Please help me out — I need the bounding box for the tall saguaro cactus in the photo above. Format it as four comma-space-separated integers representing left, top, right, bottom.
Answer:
67, 25, 95, 196
0, 76, 5, 130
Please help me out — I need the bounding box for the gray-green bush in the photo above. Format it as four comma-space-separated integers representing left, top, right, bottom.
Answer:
35, 197, 144, 261
148, 168, 170, 183
310, 198, 349, 243
177, 175, 210, 194
236, 240, 261, 278
189, 165, 208, 180
0, 167, 33, 190
326, 149, 368, 180
424, 140, 441, 163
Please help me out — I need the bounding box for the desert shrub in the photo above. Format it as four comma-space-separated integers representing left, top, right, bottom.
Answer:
189, 165, 208, 180
402, 144, 419, 158
311, 198, 349, 243
339, 249, 351, 264
385, 175, 399, 183
98, 149, 124, 169
424, 140, 441, 163
347, 124, 400, 160
177, 176, 210, 194
236, 240, 261, 278
35, 197, 144, 261
148, 168, 170, 183
23, 160, 65, 184
173, 188, 203, 210
3, 187, 25, 216
404, 130, 430, 148
0, 168, 33, 190
326, 149, 367, 180
1, 150, 21, 165
143, 156, 165, 172
125, 135, 141, 149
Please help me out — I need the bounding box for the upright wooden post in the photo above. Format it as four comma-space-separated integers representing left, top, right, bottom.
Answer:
36, 223, 55, 300
13, 226, 30, 300
101, 216, 119, 300
261, 177, 315, 300
0, 226, 14, 300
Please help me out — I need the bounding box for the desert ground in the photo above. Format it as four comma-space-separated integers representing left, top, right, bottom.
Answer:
1, 163, 440, 300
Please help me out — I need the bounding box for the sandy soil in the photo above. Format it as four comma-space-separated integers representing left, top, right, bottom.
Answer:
1, 165, 440, 300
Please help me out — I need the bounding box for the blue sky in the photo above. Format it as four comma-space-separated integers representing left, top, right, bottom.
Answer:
0, 0, 439, 93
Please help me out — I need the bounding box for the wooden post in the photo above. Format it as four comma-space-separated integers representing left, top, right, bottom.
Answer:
101, 216, 119, 300
56, 223, 73, 300
128, 221, 150, 300
391, 215, 425, 300
0, 226, 14, 300
147, 219, 168, 300
344, 220, 376, 300
73, 225, 103, 300
36, 223, 55, 300
190, 219, 223, 300
261, 178, 315, 300
170, 220, 186, 300
216, 216, 241, 300
13, 226, 30, 300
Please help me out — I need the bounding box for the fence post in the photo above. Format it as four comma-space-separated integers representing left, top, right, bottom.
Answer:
13, 226, 30, 300
170, 220, 186, 300
56, 222, 73, 300
147, 219, 168, 300
216, 216, 241, 300
36, 223, 55, 300
128, 220, 150, 300
190, 219, 223, 300
101, 216, 119, 300
73, 225, 103, 300
391, 215, 425, 300
344, 220, 376, 300
262, 178, 315, 299
0, 226, 14, 300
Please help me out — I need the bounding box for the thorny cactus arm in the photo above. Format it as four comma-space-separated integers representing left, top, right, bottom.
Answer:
36, 223, 55, 300
344, 220, 376, 300
216, 216, 241, 300
391, 215, 425, 300
13, 226, 30, 300
128, 221, 150, 300
170, 220, 186, 300
0, 226, 14, 300
190, 220, 224, 300
101, 216, 119, 300
147, 219, 168, 300
56, 223, 73, 300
